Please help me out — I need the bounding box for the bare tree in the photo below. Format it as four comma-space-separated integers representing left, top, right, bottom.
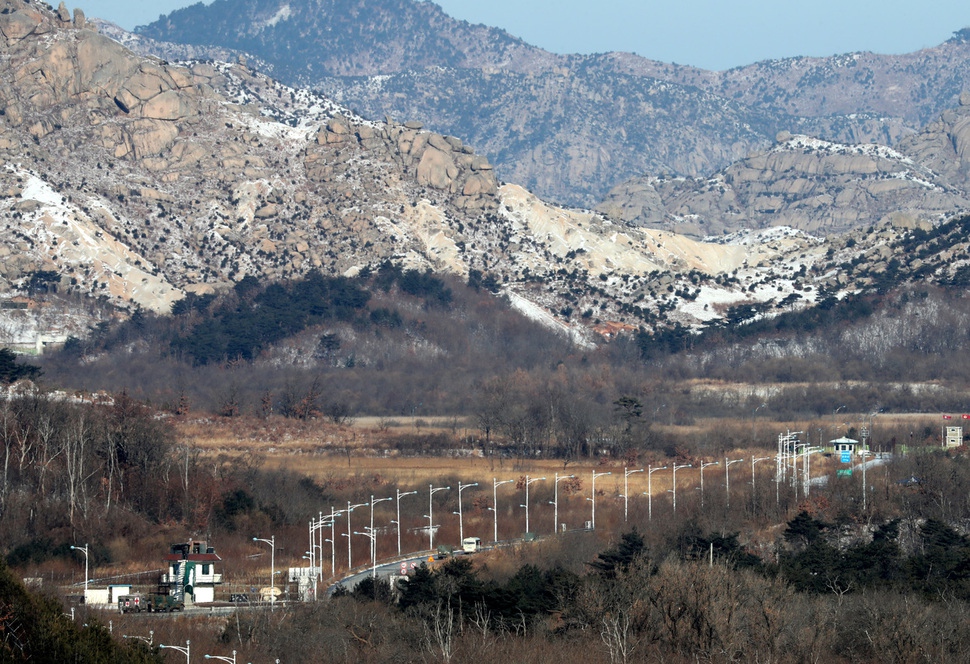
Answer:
62, 408, 96, 526
601, 607, 634, 664
0, 400, 14, 515
424, 598, 456, 663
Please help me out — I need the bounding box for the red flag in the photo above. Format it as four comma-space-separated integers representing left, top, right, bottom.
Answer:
944, 414, 953, 420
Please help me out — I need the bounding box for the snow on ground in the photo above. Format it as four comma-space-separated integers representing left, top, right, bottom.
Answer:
774, 134, 919, 166
679, 285, 750, 323
503, 288, 596, 349
260, 4, 293, 29
20, 174, 63, 206
3, 168, 183, 313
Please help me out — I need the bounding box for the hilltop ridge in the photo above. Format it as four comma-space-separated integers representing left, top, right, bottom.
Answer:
130, 0, 970, 208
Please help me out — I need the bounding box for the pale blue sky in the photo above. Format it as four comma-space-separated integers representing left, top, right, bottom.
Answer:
77, 0, 970, 70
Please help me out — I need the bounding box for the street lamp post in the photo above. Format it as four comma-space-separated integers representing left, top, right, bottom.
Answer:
590, 471, 611, 529
326, 511, 340, 577
623, 468, 644, 522
307, 517, 316, 583
671, 464, 692, 513
456, 482, 479, 542
158, 640, 190, 664
647, 465, 667, 521
252, 536, 276, 610
346, 502, 367, 569
752, 402, 766, 442
724, 457, 744, 507
859, 449, 871, 511
70, 543, 89, 605
522, 476, 546, 535
751, 456, 771, 512
492, 478, 514, 542
394, 489, 418, 556
309, 511, 334, 583
800, 447, 820, 496
552, 473, 575, 533
122, 630, 153, 647
325, 507, 343, 577
369, 495, 392, 574
698, 461, 719, 507
203, 651, 236, 664
427, 484, 450, 550
302, 553, 317, 601
354, 531, 379, 579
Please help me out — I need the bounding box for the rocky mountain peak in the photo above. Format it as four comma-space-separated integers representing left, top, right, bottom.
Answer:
135, 0, 557, 78
597, 99, 970, 238
121, 0, 970, 212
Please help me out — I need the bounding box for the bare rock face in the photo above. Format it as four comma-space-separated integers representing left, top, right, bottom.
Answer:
306, 115, 498, 208
0, 4, 43, 42
596, 180, 666, 225
416, 145, 458, 189
598, 112, 970, 238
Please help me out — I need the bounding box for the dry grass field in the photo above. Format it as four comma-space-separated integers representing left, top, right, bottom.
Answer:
173, 410, 936, 499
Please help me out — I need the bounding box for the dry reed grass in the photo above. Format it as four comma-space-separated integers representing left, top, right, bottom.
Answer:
175, 411, 897, 498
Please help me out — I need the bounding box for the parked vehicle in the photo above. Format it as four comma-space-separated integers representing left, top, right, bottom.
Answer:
117, 593, 184, 613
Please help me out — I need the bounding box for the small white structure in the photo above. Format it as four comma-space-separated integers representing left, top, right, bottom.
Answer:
830, 436, 861, 455
84, 588, 110, 606
79, 584, 131, 607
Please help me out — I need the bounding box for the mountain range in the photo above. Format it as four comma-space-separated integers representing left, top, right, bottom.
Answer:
129, 0, 970, 209
2, 0, 970, 352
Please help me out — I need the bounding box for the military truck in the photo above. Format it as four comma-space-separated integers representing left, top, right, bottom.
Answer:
117, 593, 184, 613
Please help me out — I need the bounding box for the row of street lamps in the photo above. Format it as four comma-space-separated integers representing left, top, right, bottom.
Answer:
155, 640, 279, 664
76, 457, 816, 614
302, 462, 789, 580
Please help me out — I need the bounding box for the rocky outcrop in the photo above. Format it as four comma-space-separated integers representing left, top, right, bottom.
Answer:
0, 2, 205, 166
0, 0, 507, 312
306, 116, 497, 211
597, 115, 970, 237
896, 94, 970, 189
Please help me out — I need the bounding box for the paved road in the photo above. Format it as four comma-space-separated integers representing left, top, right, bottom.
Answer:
326, 551, 446, 597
